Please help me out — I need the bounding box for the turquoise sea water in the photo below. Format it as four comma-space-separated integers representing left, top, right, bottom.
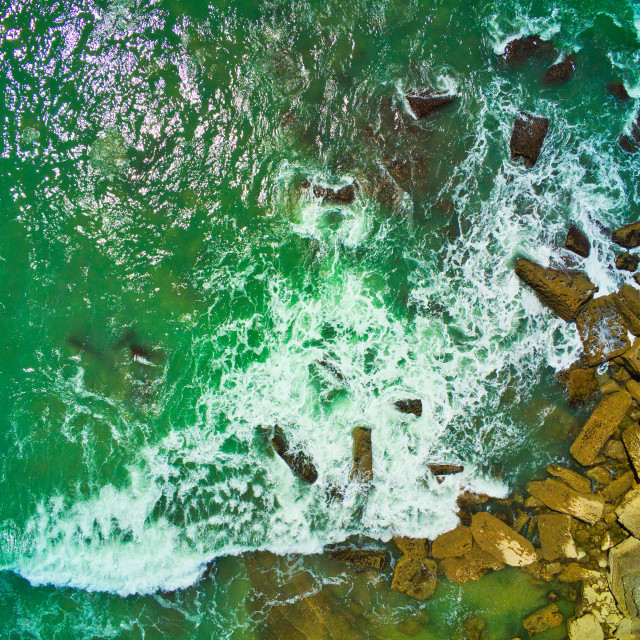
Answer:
1, 0, 640, 637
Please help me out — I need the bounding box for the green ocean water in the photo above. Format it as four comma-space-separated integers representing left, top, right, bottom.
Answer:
1, 0, 640, 637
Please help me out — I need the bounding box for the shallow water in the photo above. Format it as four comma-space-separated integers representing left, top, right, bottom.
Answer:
1, 0, 640, 636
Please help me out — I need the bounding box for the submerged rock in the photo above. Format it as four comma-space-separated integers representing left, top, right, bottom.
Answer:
406, 90, 456, 120
514, 258, 596, 322
272, 426, 319, 484
440, 544, 505, 582
526, 478, 604, 524
608, 81, 631, 101
570, 391, 632, 465
538, 513, 578, 561
470, 512, 537, 567
391, 556, 437, 600
510, 114, 550, 167
302, 181, 356, 204
502, 34, 555, 64
576, 295, 631, 365
568, 368, 598, 405
328, 548, 386, 570
394, 399, 422, 416
431, 525, 472, 559
616, 253, 640, 272
350, 427, 373, 483
523, 603, 564, 636
544, 57, 575, 85
565, 225, 590, 258
613, 222, 640, 249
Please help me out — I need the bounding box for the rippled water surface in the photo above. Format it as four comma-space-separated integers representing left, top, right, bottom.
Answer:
2, 0, 640, 637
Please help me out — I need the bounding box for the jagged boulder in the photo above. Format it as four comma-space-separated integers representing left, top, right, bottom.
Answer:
618, 338, 640, 379
470, 512, 537, 566
350, 427, 373, 483
570, 391, 632, 465
302, 181, 356, 204
393, 537, 427, 558
428, 464, 463, 477
544, 58, 575, 85
391, 556, 437, 600
608, 82, 630, 101
502, 34, 555, 64
515, 258, 596, 321
510, 114, 550, 167
538, 513, 578, 561
567, 613, 604, 640
523, 604, 563, 636
614, 286, 640, 335
431, 526, 472, 559
613, 222, 640, 249
272, 426, 319, 484
616, 489, 640, 538
568, 368, 598, 405
526, 478, 604, 524
616, 252, 640, 272
623, 423, 640, 476
394, 399, 422, 416
440, 544, 504, 582
565, 226, 590, 258
406, 90, 456, 119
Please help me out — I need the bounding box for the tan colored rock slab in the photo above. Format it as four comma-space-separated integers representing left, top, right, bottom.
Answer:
440, 544, 504, 583
470, 512, 536, 566
391, 556, 437, 601
567, 613, 604, 640
538, 513, 577, 561
570, 391, 632, 466
527, 478, 604, 524
623, 423, 640, 476
393, 537, 427, 558
568, 368, 598, 405
616, 488, 640, 537
431, 526, 472, 559
547, 464, 592, 493
619, 338, 640, 378
523, 603, 563, 636
602, 471, 634, 503
608, 536, 640, 618
350, 427, 372, 483
627, 379, 640, 404
558, 563, 603, 583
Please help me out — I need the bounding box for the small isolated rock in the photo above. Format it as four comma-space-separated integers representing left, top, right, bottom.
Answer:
567, 613, 604, 640
576, 295, 631, 365
440, 544, 504, 583
544, 58, 575, 85
608, 82, 630, 101
623, 423, 640, 476
328, 548, 386, 570
393, 537, 428, 558
431, 526, 472, 559
428, 464, 464, 477
515, 258, 596, 322
613, 222, 640, 249
615, 489, 640, 537
565, 226, 590, 258
547, 464, 592, 493
502, 34, 555, 64
526, 478, 604, 524
350, 427, 373, 483
538, 513, 577, 561
616, 252, 640, 272
310, 184, 356, 204
570, 391, 632, 466
394, 399, 422, 416
391, 556, 437, 600
568, 368, 598, 405
272, 426, 319, 483
470, 512, 537, 566
510, 114, 550, 167
406, 90, 456, 119
523, 603, 563, 636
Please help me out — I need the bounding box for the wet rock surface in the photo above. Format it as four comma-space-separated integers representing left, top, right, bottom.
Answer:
406, 90, 456, 119
391, 556, 437, 600
568, 368, 598, 405
522, 603, 563, 635
510, 114, 550, 167
272, 426, 319, 484
431, 525, 472, 559
608, 81, 630, 101
394, 399, 422, 416
350, 427, 373, 483
544, 57, 575, 85
328, 548, 386, 571
502, 34, 556, 64
565, 225, 590, 258
613, 222, 640, 249
616, 253, 640, 272
470, 512, 537, 567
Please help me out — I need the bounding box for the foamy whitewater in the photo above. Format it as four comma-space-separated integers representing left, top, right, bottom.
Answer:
2, 0, 640, 615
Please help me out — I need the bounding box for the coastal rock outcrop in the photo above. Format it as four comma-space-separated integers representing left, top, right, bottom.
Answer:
502, 34, 555, 64
608, 536, 640, 618
440, 544, 505, 583
622, 423, 640, 476
406, 90, 456, 119
576, 296, 631, 364
617, 339, 640, 379
568, 368, 598, 405
526, 478, 604, 524
431, 525, 472, 559
544, 57, 575, 85
616, 253, 640, 272
272, 426, 319, 484
538, 513, 578, 561
613, 222, 640, 249
328, 548, 386, 570
470, 512, 537, 566
523, 603, 564, 635
616, 490, 640, 538
391, 556, 438, 600
394, 399, 422, 416
350, 427, 373, 483
568, 613, 605, 640
514, 258, 596, 321
570, 391, 632, 465
565, 226, 590, 258
510, 114, 550, 167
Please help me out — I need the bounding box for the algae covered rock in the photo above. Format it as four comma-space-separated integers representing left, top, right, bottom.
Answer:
622, 423, 640, 477
394, 399, 422, 416
613, 222, 640, 249
470, 512, 537, 566
515, 258, 596, 321
616, 489, 640, 538
570, 391, 632, 465
523, 603, 563, 636
568, 368, 598, 405
393, 537, 428, 558
526, 478, 604, 524
608, 536, 640, 618
616, 252, 640, 272
431, 525, 472, 559
510, 114, 550, 167
391, 556, 437, 600
272, 426, 319, 483
547, 464, 592, 493
544, 58, 575, 85
618, 338, 640, 379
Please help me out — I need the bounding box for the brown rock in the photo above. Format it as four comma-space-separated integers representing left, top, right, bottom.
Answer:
608, 536, 640, 617
613, 222, 640, 249
586, 466, 613, 486
350, 427, 373, 483
575, 295, 631, 365
523, 603, 563, 636
393, 537, 427, 558
510, 114, 550, 167
544, 58, 575, 85
600, 380, 619, 395
567, 613, 604, 640
565, 226, 590, 258
502, 34, 555, 64
470, 512, 537, 566
406, 91, 456, 119
391, 556, 437, 600
568, 368, 598, 405
618, 338, 640, 378
570, 391, 632, 465
514, 258, 596, 322
538, 513, 577, 561
604, 438, 628, 462
623, 423, 640, 476
626, 379, 640, 404
328, 548, 386, 570
547, 464, 592, 493
526, 479, 604, 524
431, 526, 472, 559
617, 285, 640, 327
558, 564, 603, 583
616, 252, 640, 272
440, 544, 504, 583
608, 82, 630, 101
428, 464, 464, 477
603, 471, 635, 503
456, 491, 489, 508
616, 489, 640, 537
272, 426, 319, 484
394, 399, 422, 416
311, 184, 356, 204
